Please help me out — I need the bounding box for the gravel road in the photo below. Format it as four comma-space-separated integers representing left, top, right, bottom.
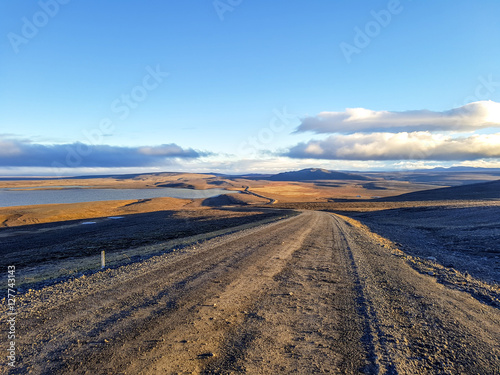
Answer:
3, 211, 499, 374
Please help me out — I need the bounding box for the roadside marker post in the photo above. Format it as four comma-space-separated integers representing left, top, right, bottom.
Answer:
101, 250, 105, 269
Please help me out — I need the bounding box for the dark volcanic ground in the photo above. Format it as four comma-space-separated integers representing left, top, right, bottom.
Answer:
0, 208, 294, 288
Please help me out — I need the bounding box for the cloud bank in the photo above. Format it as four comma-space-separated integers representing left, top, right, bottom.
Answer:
0, 138, 202, 167
287, 132, 500, 161
297, 101, 500, 133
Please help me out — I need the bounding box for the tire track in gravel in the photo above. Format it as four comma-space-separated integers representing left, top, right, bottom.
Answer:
330, 213, 500, 374
205, 212, 368, 374
3, 211, 500, 374
5, 211, 316, 374
205, 212, 500, 374
330, 217, 384, 374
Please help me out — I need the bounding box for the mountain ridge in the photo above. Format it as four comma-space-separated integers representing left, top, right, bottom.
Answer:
267, 168, 372, 181
377, 179, 500, 201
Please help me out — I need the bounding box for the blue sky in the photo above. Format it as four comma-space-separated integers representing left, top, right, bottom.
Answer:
1, 0, 500, 175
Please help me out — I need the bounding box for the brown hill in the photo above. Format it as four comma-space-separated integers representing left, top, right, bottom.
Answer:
268, 168, 371, 181
378, 179, 500, 202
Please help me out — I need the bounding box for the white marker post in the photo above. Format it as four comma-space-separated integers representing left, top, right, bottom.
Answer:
101, 250, 105, 269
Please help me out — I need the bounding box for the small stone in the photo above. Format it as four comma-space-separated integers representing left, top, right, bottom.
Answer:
198, 352, 215, 358
288, 292, 294, 296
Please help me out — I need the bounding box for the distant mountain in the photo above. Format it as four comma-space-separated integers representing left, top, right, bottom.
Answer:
268, 168, 371, 181
409, 166, 500, 173
228, 173, 273, 180
378, 179, 500, 201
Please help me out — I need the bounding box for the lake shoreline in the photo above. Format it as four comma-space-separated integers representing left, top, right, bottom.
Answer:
0, 187, 239, 208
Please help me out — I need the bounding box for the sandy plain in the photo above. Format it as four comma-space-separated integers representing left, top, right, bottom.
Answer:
1, 172, 499, 374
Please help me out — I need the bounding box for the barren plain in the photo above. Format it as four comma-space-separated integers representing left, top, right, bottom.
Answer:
1, 171, 499, 374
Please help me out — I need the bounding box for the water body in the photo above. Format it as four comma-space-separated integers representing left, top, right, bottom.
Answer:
6, 185, 90, 190
0, 187, 236, 208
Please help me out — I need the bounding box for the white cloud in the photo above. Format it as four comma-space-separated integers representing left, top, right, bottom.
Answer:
177, 155, 385, 174
0, 139, 23, 156
137, 144, 197, 156
455, 159, 500, 168
0, 138, 203, 168
297, 101, 500, 133
287, 131, 500, 161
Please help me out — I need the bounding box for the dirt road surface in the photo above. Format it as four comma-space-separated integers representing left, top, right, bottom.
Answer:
4, 211, 500, 374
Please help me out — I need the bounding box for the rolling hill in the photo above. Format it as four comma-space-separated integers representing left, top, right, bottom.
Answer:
267, 168, 371, 182
378, 179, 500, 201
